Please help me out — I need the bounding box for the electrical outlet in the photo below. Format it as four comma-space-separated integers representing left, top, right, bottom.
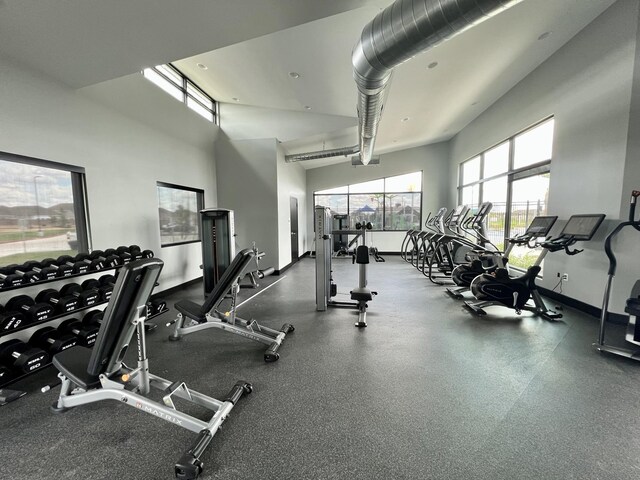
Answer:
562, 273, 569, 281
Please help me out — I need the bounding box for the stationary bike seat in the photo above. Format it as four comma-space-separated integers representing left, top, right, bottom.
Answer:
625, 297, 640, 316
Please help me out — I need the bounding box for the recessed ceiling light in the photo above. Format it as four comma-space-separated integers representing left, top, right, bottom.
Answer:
289, 72, 300, 79
232, 97, 240, 102
401, 117, 410, 122
538, 31, 552, 41
197, 63, 208, 70
428, 61, 438, 69
304, 106, 312, 110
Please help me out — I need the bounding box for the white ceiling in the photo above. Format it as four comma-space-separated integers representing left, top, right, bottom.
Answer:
0, 0, 618, 169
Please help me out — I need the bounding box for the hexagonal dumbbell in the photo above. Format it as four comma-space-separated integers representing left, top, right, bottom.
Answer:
0, 304, 26, 332
59, 283, 100, 308
74, 253, 104, 272
0, 339, 49, 374
58, 318, 100, 347
147, 298, 167, 316
30, 326, 78, 355
115, 246, 133, 264
35, 288, 79, 314
6, 294, 54, 324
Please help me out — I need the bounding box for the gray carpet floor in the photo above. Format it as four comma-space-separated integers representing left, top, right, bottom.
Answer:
1, 256, 640, 480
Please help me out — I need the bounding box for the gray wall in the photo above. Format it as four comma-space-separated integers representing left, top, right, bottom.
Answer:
449, 0, 640, 312
214, 135, 280, 268
306, 142, 451, 252
0, 53, 218, 292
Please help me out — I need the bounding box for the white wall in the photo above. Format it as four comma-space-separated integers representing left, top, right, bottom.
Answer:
276, 144, 307, 268
449, 0, 639, 312
214, 135, 280, 268
306, 142, 451, 252
0, 54, 218, 292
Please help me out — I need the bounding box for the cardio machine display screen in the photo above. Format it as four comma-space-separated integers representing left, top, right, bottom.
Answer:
525, 216, 558, 236
561, 214, 605, 240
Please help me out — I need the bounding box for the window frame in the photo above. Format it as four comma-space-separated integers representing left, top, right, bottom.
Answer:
143, 64, 218, 124
0, 150, 91, 256
457, 117, 553, 253
157, 181, 204, 248
313, 171, 423, 232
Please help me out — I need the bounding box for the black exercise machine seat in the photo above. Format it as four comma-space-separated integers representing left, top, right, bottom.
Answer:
52, 258, 164, 390
175, 248, 255, 322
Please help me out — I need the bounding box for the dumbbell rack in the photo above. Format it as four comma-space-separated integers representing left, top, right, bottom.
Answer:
0, 250, 168, 392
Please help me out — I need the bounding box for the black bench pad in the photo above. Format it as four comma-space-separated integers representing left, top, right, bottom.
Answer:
53, 346, 100, 390
175, 300, 206, 322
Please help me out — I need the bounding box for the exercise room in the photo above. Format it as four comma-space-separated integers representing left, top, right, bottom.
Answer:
1, 0, 639, 478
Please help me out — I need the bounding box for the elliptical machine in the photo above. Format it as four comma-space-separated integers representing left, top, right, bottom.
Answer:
446, 216, 558, 299
594, 190, 640, 360
465, 213, 605, 321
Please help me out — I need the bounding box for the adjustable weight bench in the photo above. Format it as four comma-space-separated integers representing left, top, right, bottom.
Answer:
50, 258, 252, 480
168, 248, 294, 362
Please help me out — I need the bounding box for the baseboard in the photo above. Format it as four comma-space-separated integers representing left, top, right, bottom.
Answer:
275, 252, 310, 275
154, 277, 202, 298
539, 287, 627, 324
379, 251, 401, 256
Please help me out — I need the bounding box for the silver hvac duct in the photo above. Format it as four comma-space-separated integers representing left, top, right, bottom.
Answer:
284, 144, 360, 163
353, 0, 522, 165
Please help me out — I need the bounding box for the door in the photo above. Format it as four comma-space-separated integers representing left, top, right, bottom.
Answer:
290, 197, 299, 262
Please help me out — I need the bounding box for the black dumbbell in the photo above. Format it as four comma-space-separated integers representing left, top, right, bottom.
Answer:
82, 309, 104, 327
81, 279, 113, 302
35, 288, 79, 314
0, 304, 26, 332
11, 263, 40, 284
30, 326, 77, 355
40, 258, 74, 278
75, 253, 104, 271
30, 261, 58, 281
59, 283, 100, 308
127, 245, 143, 261
115, 246, 133, 264
6, 295, 53, 323
89, 250, 120, 268
57, 255, 89, 274
0, 339, 49, 374
147, 298, 167, 315
0, 364, 13, 383
58, 318, 100, 347
0, 265, 24, 288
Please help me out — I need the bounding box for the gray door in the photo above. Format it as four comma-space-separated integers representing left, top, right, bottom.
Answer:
290, 197, 299, 261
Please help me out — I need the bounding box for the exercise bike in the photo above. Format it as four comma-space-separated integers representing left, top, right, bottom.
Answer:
465, 213, 605, 321
446, 215, 558, 299
594, 190, 640, 360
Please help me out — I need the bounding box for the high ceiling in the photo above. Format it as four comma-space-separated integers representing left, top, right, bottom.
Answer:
0, 0, 618, 169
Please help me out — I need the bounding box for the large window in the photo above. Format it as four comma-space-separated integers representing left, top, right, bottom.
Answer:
157, 182, 204, 247
458, 118, 554, 270
0, 152, 89, 264
314, 171, 422, 231
143, 64, 218, 124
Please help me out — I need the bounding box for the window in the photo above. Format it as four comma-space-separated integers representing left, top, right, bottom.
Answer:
458, 118, 554, 271
157, 182, 204, 247
0, 152, 89, 264
313, 171, 422, 231
143, 64, 217, 123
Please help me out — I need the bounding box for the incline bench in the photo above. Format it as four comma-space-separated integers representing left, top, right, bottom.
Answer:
168, 248, 294, 362
50, 258, 252, 480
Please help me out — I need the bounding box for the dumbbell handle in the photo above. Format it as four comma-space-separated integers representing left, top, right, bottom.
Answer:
41, 379, 61, 393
